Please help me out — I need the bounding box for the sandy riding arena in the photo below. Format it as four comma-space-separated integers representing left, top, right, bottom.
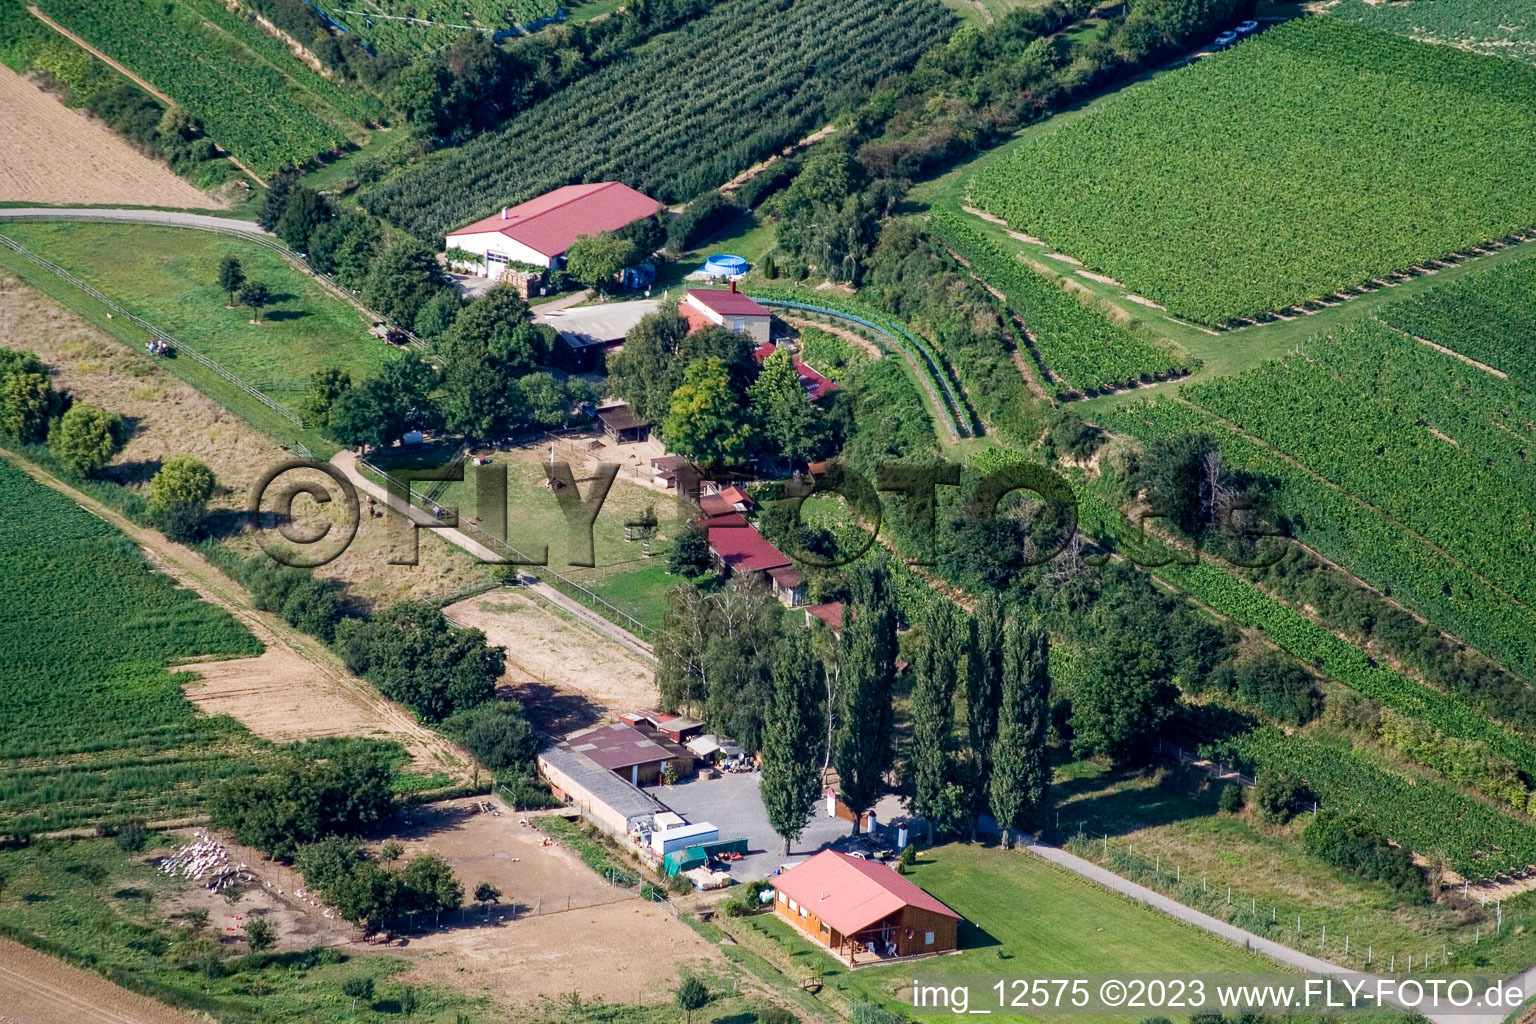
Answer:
444, 589, 658, 734
0, 66, 220, 209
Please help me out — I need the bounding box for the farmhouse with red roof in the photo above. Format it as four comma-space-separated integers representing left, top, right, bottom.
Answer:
753, 341, 839, 402
771, 849, 961, 962
444, 182, 662, 273
682, 286, 773, 344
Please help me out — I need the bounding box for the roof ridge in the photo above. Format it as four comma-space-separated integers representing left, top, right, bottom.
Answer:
509, 181, 617, 228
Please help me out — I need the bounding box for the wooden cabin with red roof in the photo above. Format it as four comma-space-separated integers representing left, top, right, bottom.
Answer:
770, 850, 961, 962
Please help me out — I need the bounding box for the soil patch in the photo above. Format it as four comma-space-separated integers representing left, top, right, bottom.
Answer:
0, 65, 220, 208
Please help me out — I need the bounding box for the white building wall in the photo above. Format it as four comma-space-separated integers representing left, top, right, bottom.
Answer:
443, 230, 555, 275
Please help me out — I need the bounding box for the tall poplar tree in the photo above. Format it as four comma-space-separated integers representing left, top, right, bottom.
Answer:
761, 628, 827, 854
908, 601, 962, 835
989, 618, 1051, 846
835, 564, 897, 833
964, 593, 1004, 835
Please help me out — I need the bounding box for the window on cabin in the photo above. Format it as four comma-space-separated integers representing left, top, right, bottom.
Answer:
777, 891, 787, 904
925, 931, 935, 945
788, 898, 798, 912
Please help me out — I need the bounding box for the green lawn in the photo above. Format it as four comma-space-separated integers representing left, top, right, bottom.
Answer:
0, 221, 396, 419
576, 564, 676, 632
368, 444, 684, 573
1050, 759, 1536, 975
739, 842, 1281, 1023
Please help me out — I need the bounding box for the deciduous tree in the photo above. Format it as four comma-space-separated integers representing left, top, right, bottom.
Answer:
48, 403, 125, 477
662, 357, 754, 467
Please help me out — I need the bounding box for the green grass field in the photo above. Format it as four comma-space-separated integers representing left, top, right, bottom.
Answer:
738, 842, 1280, 1023
968, 17, 1536, 323
574, 564, 675, 632
1052, 759, 1536, 975
0, 457, 262, 832
0, 222, 396, 424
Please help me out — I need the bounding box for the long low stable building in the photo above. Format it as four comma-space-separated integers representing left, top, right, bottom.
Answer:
536, 298, 660, 373
770, 849, 961, 963
537, 743, 664, 837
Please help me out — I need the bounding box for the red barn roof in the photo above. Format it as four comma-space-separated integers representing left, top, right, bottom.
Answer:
447, 182, 661, 259
707, 519, 791, 574
567, 722, 672, 771
771, 850, 960, 937
805, 601, 844, 631
687, 288, 771, 318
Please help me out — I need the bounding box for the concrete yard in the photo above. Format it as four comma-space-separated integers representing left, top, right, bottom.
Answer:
652, 770, 854, 880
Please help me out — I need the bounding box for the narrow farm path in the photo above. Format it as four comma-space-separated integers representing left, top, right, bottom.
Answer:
0, 446, 471, 782
0, 207, 271, 232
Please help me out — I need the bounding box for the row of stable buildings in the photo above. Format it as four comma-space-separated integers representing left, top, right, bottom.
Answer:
534, 713, 963, 964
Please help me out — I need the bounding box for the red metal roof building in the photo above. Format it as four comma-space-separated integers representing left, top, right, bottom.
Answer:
706, 515, 793, 577
771, 850, 961, 963
566, 722, 677, 786
683, 287, 773, 344
445, 182, 662, 271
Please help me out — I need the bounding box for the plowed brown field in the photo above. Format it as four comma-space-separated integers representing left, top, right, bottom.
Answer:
0, 65, 219, 208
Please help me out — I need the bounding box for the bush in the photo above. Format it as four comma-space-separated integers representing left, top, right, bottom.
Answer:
48, 402, 126, 477
444, 700, 538, 772
1253, 769, 1309, 824
113, 820, 149, 852
1217, 783, 1244, 814
757, 1008, 799, 1024
344, 601, 504, 722
1303, 809, 1424, 900
851, 1001, 911, 1024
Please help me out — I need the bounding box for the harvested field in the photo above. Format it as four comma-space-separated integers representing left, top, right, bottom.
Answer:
444, 589, 658, 734
0, 937, 202, 1024
0, 65, 219, 209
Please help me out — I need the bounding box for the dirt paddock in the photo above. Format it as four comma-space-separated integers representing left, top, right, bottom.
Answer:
377, 798, 722, 1006
444, 590, 658, 735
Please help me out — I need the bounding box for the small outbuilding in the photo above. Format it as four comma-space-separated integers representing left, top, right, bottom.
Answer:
598, 403, 651, 444
770, 849, 962, 963
681, 286, 773, 344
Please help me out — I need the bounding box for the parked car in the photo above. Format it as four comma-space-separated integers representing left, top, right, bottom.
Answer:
1214, 30, 1237, 47
1235, 19, 1259, 35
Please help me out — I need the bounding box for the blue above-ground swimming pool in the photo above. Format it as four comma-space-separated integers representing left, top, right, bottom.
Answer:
703, 254, 750, 277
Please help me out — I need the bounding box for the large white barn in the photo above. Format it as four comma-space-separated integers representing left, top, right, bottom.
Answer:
444, 181, 662, 275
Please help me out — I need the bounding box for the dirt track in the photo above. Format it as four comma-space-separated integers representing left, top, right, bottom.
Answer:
0, 938, 200, 1024
0, 66, 219, 208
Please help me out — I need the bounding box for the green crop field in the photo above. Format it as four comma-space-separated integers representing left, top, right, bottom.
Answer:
364, 0, 953, 238
930, 211, 1186, 394
1052, 760, 1536, 973
1184, 318, 1536, 668
1376, 256, 1536, 391
736, 843, 1280, 1024
1329, 0, 1536, 65
0, 458, 262, 833
34, 0, 374, 175
968, 17, 1536, 324
0, 222, 398, 420
332, 0, 562, 55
